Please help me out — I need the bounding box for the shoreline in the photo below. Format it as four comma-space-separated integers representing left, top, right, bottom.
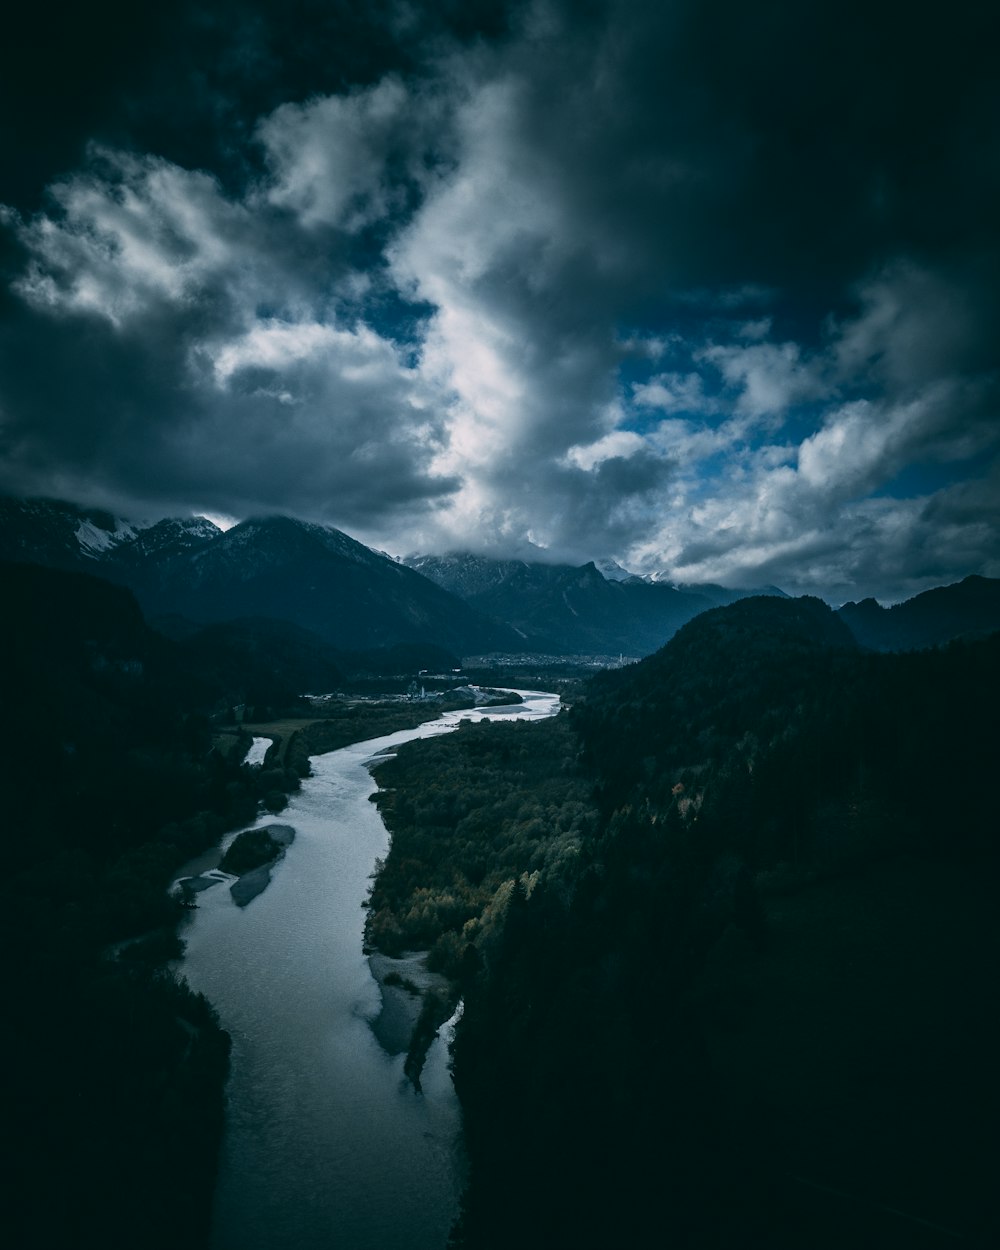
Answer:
367, 950, 452, 1056
173, 823, 296, 906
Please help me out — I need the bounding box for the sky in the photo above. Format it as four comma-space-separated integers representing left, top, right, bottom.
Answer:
1, 0, 998, 603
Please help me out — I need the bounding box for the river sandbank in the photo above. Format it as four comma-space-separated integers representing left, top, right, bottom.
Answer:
174, 824, 296, 905
368, 950, 451, 1056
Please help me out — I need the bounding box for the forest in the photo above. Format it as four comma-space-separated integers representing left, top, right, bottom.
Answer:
367, 596, 998, 1248
5, 554, 997, 1248
367, 715, 594, 973
0, 561, 475, 1249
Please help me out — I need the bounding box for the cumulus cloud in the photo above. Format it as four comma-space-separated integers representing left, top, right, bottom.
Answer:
626, 376, 1000, 601
0, 145, 458, 525
257, 77, 418, 231
632, 372, 713, 415
0, 0, 997, 600
697, 340, 825, 420
8, 150, 249, 324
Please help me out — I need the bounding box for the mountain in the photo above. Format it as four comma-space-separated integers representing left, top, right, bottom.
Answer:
639, 567, 789, 601
595, 557, 634, 582
0, 494, 222, 580
0, 498, 520, 656
451, 595, 999, 1250
670, 580, 789, 606
109, 515, 222, 567
0, 558, 353, 723
136, 516, 521, 654
405, 552, 789, 656
838, 574, 1000, 651
8, 495, 995, 660
576, 593, 861, 809
0, 494, 154, 570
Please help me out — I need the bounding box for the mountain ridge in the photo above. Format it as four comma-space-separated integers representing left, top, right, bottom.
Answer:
4, 495, 998, 658
405, 550, 788, 656
838, 574, 1000, 651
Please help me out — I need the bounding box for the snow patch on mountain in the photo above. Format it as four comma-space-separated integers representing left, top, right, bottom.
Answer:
595, 558, 635, 582
74, 517, 144, 556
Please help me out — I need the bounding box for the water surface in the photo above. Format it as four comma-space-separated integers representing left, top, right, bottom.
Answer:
179, 690, 559, 1250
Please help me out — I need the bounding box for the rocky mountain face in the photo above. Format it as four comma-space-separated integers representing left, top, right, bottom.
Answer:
405, 552, 787, 655
0, 498, 520, 656
135, 516, 521, 653
109, 515, 223, 567
0, 495, 156, 569
0, 495, 222, 577
5, 496, 997, 659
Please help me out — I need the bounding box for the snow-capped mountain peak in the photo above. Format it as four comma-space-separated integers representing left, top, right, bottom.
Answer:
595, 558, 635, 582
74, 516, 149, 557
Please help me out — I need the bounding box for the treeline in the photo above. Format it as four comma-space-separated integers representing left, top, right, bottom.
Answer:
0, 563, 331, 1249
0, 560, 497, 1249
366, 595, 998, 1247
0, 563, 298, 1248
367, 714, 594, 977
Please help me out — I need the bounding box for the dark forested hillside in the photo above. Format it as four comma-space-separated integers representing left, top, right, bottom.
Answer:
0, 563, 316, 1250
838, 573, 1000, 651
176, 616, 346, 707
1, 558, 514, 1250
367, 715, 593, 972
575, 595, 861, 813
367, 596, 998, 1248
574, 595, 995, 869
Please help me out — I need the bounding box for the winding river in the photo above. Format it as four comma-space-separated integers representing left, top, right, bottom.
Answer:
178, 689, 559, 1250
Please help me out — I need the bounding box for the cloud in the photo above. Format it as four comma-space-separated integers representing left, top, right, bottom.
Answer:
632, 372, 713, 415
565, 430, 647, 471
0, 149, 458, 526
8, 149, 249, 325
256, 77, 417, 231
697, 340, 825, 419
626, 375, 1000, 601
832, 261, 1000, 393
0, 0, 997, 601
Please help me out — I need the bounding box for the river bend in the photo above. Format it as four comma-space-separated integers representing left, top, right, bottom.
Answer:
178, 689, 559, 1250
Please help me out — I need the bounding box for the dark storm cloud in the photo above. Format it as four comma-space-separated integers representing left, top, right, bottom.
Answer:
448, 0, 999, 302
0, 1, 514, 209
0, 288, 459, 526
1, 0, 997, 599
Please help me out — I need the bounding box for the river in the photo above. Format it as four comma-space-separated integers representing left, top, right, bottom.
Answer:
178, 689, 560, 1250
243, 736, 272, 767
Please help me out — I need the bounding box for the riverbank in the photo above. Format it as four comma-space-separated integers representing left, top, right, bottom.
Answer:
231, 694, 479, 771
173, 824, 295, 904
363, 710, 587, 978
175, 687, 560, 1250
368, 951, 452, 1055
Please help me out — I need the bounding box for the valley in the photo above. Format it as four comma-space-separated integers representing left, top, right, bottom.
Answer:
2, 9, 995, 1248
178, 688, 560, 1250
2, 495, 998, 1250
5, 494, 1000, 662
